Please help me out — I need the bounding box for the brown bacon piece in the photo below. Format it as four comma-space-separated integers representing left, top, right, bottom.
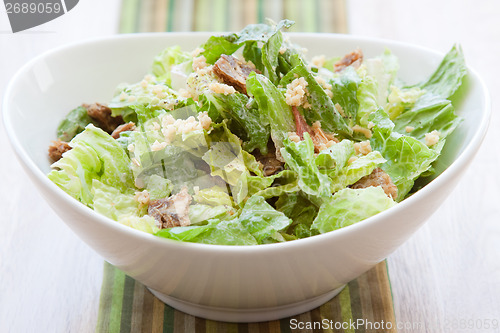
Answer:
111, 122, 136, 139
84, 103, 124, 133
291, 106, 337, 153
148, 187, 192, 229
48, 139, 72, 162
334, 49, 363, 72
213, 54, 258, 94
351, 167, 398, 200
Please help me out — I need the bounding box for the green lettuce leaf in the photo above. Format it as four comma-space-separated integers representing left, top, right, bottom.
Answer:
238, 195, 292, 243
280, 133, 331, 201
386, 86, 425, 120
91, 179, 144, 220
393, 93, 463, 147
315, 139, 385, 192
201, 19, 294, 65
329, 67, 361, 127
312, 187, 395, 233
157, 218, 258, 245
246, 72, 295, 151
48, 124, 134, 206
279, 56, 351, 135
152, 46, 191, 85
56, 106, 96, 142
201, 92, 269, 153
415, 44, 467, 99
370, 121, 439, 201
188, 204, 234, 225
193, 186, 233, 206
276, 192, 319, 239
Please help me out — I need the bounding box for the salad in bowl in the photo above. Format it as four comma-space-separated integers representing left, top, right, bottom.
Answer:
47, 20, 466, 246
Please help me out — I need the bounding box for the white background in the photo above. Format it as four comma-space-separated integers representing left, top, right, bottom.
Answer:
0, 1, 499, 331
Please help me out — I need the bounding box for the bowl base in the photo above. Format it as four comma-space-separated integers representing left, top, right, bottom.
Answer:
148, 285, 346, 323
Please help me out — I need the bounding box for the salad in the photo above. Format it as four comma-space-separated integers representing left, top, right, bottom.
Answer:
47, 20, 466, 245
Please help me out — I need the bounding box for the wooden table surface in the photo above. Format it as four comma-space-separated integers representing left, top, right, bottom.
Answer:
1, 1, 498, 332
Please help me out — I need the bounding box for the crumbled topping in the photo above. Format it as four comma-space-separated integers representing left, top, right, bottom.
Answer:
354, 140, 372, 155
134, 190, 150, 207
352, 125, 372, 139
405, 126, 415, 133
198, 111, 212, 130
285, 77, 309, 107
151, 140, 167, 151
279, 46, 287, 54
131, 158, 141, 167
367, 121, 375, 130
208, 82, 236, 95
192, 55, 208, 71
134, 178, 144, 189
348, 156, 358, 165
119, 92, 128, 101
335, 103, 346, 118
288, 132, 301, 143
127, 144, 135, 152
425, 130, 440, 147
311, 55, 326, 68
314, 76, 333, 98
140, 80, 149, 89
127, 95, 137, 103
178, 88, 192, 98
161, 114, 176, 127
191, 47, 205, 58
162, 126, 177, 143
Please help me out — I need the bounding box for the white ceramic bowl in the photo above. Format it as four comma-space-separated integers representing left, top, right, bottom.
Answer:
3, 33, 490, 322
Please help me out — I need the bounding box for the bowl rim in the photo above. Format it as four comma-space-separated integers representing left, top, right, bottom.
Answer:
2, 32, 491, 253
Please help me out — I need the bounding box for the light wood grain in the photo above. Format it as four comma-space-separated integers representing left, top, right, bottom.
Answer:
0, 1, 121, 332
0, 1, 499, 332
348, 1, 500, 332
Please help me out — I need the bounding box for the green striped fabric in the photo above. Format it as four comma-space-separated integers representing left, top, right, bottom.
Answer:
119, 0, 348, 34
97, 261, 396, 333
96, 1, 397, 331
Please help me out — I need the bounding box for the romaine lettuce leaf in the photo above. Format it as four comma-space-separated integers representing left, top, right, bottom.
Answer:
246, 72, 295, 151
157, 218, 258, 245
152, 46, 191, 86
201, 92, 269, 153
200, 19, 294, 65
315, 139, 385, 191
91, 179, 145, 221
370, 124, 439, 201
56, 106, 96, 142
393, 93, 462, 147
193, 186, 233, 206
386, 86, 425, 120
280, 133, 331, 200
279, 56, 351, 135
312, 187, 395, 233
188, 204, 234, 225
275, 192, 319, 238
238, 195, 292, 243
48, 124, 134, 206
329, 67, 361, 128
415, 44, 467, 99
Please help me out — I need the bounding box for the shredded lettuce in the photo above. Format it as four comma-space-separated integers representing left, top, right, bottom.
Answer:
48, 24, 467, 245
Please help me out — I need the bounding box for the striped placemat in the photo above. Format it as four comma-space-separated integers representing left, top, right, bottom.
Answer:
96, 1, 397, 331
96, 261, 396, 333
119, 0, 348, 33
